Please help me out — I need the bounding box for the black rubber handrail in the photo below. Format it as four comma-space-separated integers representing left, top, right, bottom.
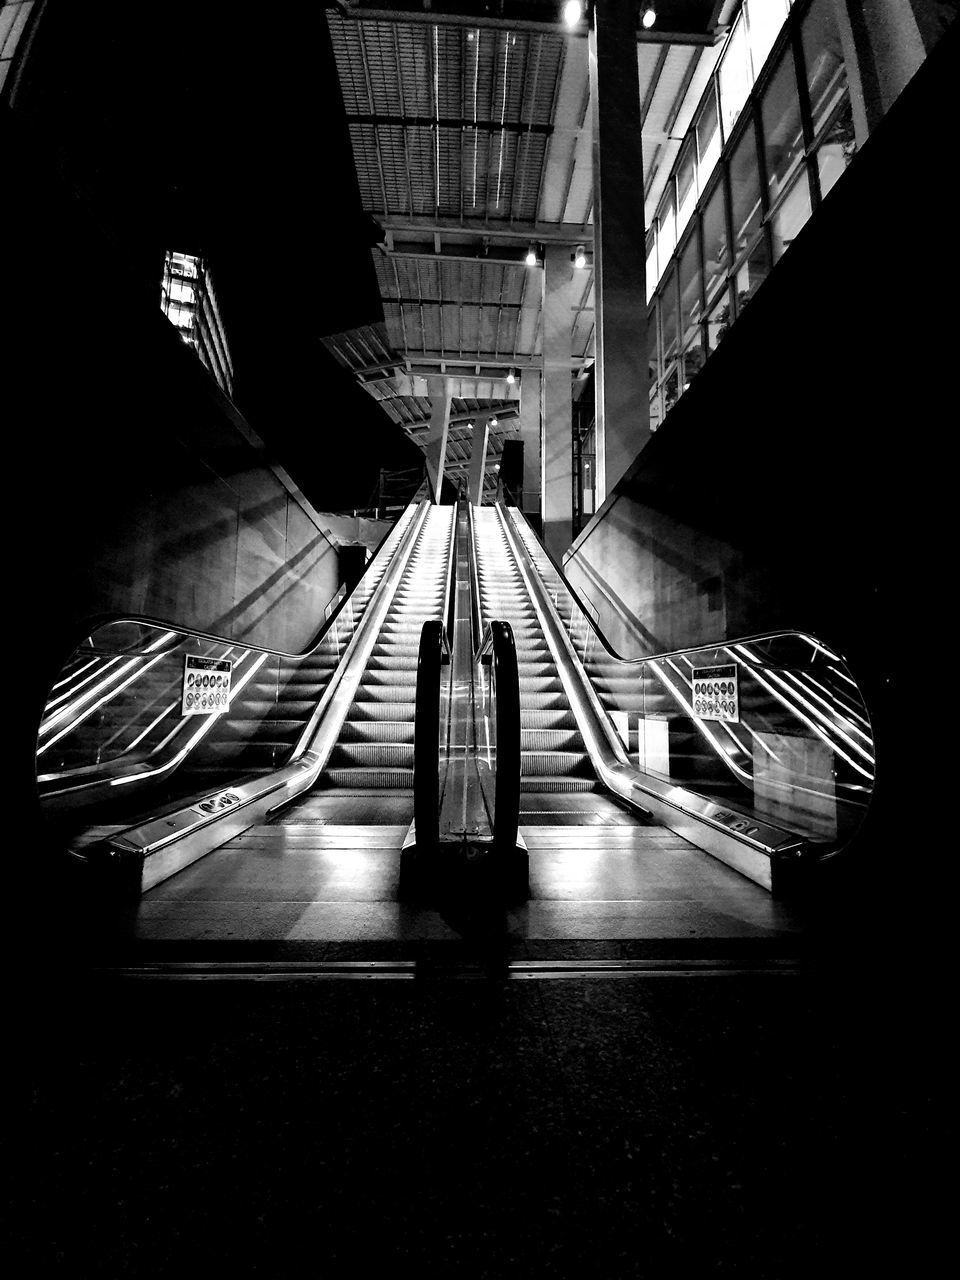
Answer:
478, 620, 521, 853
413, 619, 448, 856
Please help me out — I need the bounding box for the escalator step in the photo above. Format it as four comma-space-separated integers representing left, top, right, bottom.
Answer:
328, 743, 414, 768
322, 768, 415, 789
349, 700, 417, 720
521, 777, 600, 793
521, 751, 594, 777
339, 721, 414, 744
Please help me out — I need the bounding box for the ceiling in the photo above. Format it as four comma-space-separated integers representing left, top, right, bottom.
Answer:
321, 0, 730, 491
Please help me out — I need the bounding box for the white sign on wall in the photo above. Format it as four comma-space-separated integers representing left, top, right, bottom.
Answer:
182, 655, 233, 716
692, 662, 739, 723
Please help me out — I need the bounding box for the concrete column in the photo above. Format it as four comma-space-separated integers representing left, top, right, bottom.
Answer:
541, 246, 574, 560
831, 0, 932, 140
423, 376, 452, 503
516, 367, 542, 518
467, 413, 491, 505
589, 0, 649, 505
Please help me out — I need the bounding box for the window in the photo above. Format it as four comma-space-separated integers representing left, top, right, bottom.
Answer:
770, 171, 812, 262
660, 267, 678, 362
744, 0, 790, 80
706, 290, 731, 355
646, 303, 660, 385
761, 50, 805, 204
801, 0, 849, 135
678, 230, 703, 346
695, 86, 722, 189
733, 237, 770, 313
657, 187, 677, 273
676, 140, 698, 238
815, 95, 857, 198
728, 124, 763, 257
649, 386, 663, 434
645, 228, 658, 303
701, 180, 730, 302
718, 13, 752, 142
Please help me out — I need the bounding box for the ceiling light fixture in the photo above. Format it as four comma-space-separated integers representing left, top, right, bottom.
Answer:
490, 416, 499, 427
506, 369, 516, 385
641, 5, 657, 30
525, 245, 537, 267
574, 244, 587, 269
562, 1, 583, 29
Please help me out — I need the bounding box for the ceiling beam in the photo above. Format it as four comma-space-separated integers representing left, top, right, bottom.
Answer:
340, 7, 719, 46
381, 214, 593, 245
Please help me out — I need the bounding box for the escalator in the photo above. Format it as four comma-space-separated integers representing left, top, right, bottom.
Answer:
473, 508, 595, 795
324, 507, 453, 790
37, 493, 874, 905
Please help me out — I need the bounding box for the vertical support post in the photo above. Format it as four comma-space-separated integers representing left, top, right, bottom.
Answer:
467, 413, 491, 505
423, 376, 452, 503
589, 0, 649, 504
516, 367, 542, 519
541, 246, 574, 559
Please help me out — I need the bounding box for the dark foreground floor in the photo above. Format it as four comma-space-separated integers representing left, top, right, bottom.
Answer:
11, 958, 937, 1278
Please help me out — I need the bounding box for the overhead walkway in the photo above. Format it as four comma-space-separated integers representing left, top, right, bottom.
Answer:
36, 496, 874, 955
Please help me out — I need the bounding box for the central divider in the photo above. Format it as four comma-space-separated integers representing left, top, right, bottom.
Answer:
403, 501, 525, 902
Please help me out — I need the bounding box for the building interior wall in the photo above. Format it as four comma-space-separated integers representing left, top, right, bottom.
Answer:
562, 19, 956, 867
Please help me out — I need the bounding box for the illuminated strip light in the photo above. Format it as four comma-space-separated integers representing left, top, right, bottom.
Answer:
96, 643, 250, 759
662, 657, 763, 767
38, 652, 169, 755
108, 651, 269, 787
761, 667, 875, 766
727, 642, 873, 764
793, 669, 871, 729
40, 630, 179, 736
652, 660, 753, 785
802, 635, 840, 662
728, 658, 874, 781
37, 649, 257, 784
495, 32, 509, 212
779, 669, 874, 743
50, 656, 100, 695
829, 664, 860, 689
728, 644, 874, 764
660, 658, 853, 807
42, 654, 125, 718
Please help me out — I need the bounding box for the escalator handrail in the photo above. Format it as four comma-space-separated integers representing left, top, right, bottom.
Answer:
442, 502, 459, 646
465, 500, 483, 646
413, 619, 449, 854
40, 503, 428, 800
501, 504, 857, 674
475, 619, 521, 852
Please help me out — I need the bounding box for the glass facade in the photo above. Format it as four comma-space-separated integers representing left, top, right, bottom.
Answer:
646, 0, 860, 430
0, 0, 36, 95
160, 251, 235, 397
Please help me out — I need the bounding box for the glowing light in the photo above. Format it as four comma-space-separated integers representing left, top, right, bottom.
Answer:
506, 369, 516, 385
525, 246, 537, 267
574, 244, 587, 269
562, 1, 582, 29
641, 5, 657, 29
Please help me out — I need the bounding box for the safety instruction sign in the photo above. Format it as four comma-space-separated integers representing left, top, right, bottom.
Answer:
692, 663, 739, 723
182, 655, 233, 716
